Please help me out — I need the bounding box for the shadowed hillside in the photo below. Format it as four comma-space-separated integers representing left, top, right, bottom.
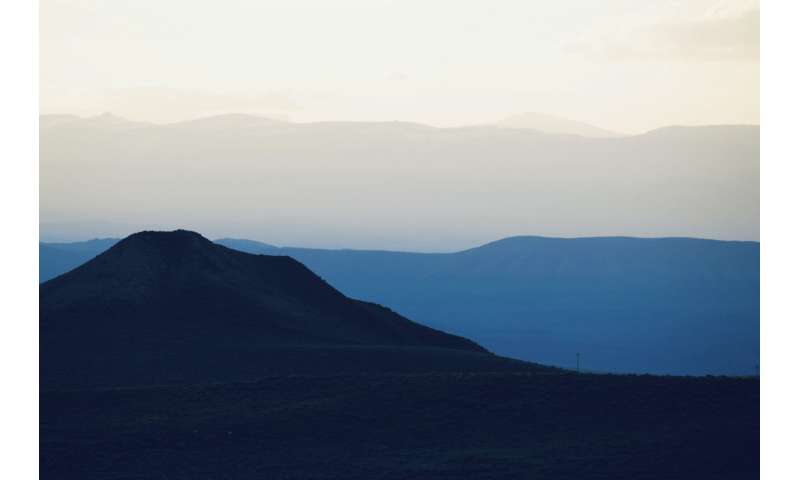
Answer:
40, 230, 541, 389
219, 236, 760, 376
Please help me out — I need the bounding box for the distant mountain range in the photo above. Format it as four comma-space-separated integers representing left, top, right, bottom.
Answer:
40, 230, 537, 388
40, 234, 759, 376
496, 112, 622, 137
40, 112, 152, 130
40, 114, 759, 247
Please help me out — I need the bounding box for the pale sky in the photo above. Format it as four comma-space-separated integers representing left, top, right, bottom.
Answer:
41, 0, 759, 133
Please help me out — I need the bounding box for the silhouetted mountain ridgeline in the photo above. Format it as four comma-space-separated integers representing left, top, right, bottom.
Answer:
40, 230, 534, 388
40, 234, 759, 375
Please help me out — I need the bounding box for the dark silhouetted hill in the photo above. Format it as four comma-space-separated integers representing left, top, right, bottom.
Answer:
40, 230, 545, 388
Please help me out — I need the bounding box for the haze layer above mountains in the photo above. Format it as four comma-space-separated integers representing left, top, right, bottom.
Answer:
40, 113, 759, 249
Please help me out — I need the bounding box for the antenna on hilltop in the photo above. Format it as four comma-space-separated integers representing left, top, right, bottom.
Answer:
576, 353, 581, 373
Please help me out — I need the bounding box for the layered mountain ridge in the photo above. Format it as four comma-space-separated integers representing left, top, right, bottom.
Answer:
40, 233, 759, 375
40, 114, 760, 247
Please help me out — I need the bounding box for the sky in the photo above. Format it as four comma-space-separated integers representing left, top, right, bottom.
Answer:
40, 0, 759, 133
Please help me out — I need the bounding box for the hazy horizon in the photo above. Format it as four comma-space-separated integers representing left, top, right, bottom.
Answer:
39, 110, 760, 132
39, 223, 760, 254
40, 0, 760, 251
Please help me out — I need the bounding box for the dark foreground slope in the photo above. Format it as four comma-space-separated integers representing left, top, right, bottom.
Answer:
42, 372, 758, 480
40, 230, 525, 389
